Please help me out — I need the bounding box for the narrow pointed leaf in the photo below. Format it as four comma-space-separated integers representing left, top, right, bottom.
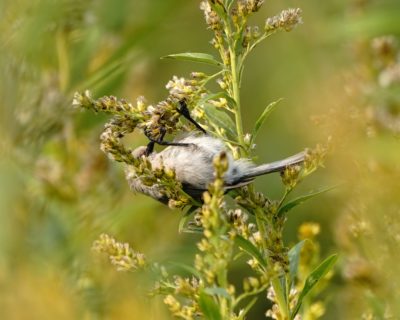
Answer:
162, 52, 222, 66
252, 99, 283, 142
288, 240, 307, 285
178, 217, 190, 234
366, 292, 386, 319
225, 0, 236, 10
291, 254, 338, 319
181, 226, 204, 234
199, 291, 223, 320
277, 185, 336, 217
178, 206, 197, 233
204, 104, 237, 138
235, 235, 267, 269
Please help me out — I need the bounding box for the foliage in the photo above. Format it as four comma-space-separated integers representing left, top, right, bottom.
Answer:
76, 1, 337, 319
2, 0, 400, 319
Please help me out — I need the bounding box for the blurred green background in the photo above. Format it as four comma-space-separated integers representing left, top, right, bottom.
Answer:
1, 0, 400, 319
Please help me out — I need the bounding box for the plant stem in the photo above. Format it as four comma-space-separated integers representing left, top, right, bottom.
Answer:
228, 43, 245, 150
223, 10, 290, 319
255, 207, 290, 319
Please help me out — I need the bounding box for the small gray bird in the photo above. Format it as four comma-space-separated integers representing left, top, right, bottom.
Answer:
125, 134, 305, 204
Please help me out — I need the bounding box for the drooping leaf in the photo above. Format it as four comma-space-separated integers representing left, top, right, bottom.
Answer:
277, 185, 336, 217
199, 291, 223, 320
235, 235, 267, 269
162, 52, 222, 66
204, 104, 237, 138
291, 254, 338, 319
288, 240, 307, 285
251, 99, 283, 142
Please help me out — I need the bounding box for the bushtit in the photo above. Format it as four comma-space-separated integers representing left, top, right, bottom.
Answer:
126, 134, 305, 204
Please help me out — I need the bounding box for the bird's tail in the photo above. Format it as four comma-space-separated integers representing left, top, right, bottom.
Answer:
238, 151, 306, 182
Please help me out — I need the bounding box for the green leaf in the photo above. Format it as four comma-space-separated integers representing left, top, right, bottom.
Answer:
181, 226, 204, 234
233, 251, 246, 261
235, 235, 267, 269
366, 291, 386, 319
178, 206, 197, 234
178, 215, 190, 234
204, 104, 237, 139
277, 185, 337, 217
162, 52, 222, 66
291, 254, 338, 319
199, 291, 223, 320
225, 0, 236, 10
203, 287, 231, 299
251, 99, 283, 142
288, 240, 307, 285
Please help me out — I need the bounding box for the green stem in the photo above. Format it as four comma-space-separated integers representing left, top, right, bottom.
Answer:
278, 188, 292, 208
210, 190, 231, 318
202, 70, 224, 86
229, 49, 245, 149
240, 32, 274, 67
234, 284, 269, 307
222, 10, 290, 319
223, 14, 245, 151
255, 207, 290, 319
56, 30, 70, 92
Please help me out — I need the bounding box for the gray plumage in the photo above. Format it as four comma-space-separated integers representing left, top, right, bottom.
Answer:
125, 135, 305, 203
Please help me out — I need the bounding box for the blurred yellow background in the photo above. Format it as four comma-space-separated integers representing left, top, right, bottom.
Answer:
1, 0, 400, 319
